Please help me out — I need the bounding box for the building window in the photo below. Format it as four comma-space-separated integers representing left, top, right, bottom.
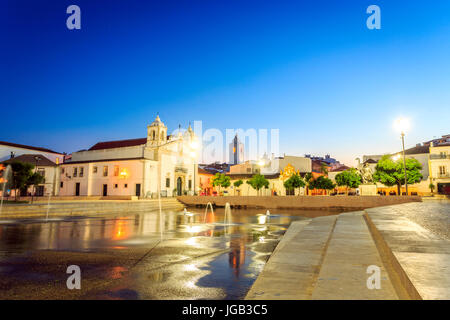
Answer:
114, 165, 119, 176
73, 167, 77, 177
439, 166, 446, 175
124, 184, 128, 188
93, 166, 97, 174
60, 182, 63, 188
166, 178, 170, 188
103, 166, 108, 177
114, 184, 118, 188
79, 167, 84, 177
188, 179, 192, 190
246, 168, 251, 173
61, 168, 65, 174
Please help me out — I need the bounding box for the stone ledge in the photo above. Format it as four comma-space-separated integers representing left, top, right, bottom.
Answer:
364, 206, 450, 300
178, 195, 422, 210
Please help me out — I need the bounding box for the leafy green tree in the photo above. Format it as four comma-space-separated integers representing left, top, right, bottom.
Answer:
335, 168, 362, 195
233, 179, 243, 195
247, 174, 269, 195
211, 173, 231, 195
373, 155, 423, 195
283, 174, 305, 196
429, 183, 435, 194
320, 162, 328, 175
29, 172, 45, 203
8, 161, 44, 201
303, 172, 314, 195
308, 176, 336, 195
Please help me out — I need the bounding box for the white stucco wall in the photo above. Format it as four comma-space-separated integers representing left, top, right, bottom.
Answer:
59, 160, 145, 196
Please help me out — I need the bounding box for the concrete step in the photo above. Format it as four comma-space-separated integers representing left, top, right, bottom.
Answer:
0, 199, 184, 218
311, 212, 398, 300
365, 206, 450, 300
246, 215, 337, 300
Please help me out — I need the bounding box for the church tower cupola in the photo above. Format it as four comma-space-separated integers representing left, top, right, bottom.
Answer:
147, 114, 167, 146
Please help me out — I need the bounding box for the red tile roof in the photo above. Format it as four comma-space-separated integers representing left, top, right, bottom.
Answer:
0, 141, 62, 155
402, 145, 430, 155
198, 168, 214, 175
329, 165, 350, 172
3, 154, 56, 166
89, 138, 147, 151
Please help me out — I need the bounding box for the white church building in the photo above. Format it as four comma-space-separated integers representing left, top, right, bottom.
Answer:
59, 115, 198, 198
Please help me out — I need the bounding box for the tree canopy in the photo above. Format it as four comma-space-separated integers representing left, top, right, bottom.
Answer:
373, 155, 422, 195
211, 173, 231, 193
308, 176, 336, 191
233, 179, 243, 195
7, 161, 44, 201
335, 168, 362, 193
283, 174, 305, 195
247, 174, 269, 194
233, 179, 243, 188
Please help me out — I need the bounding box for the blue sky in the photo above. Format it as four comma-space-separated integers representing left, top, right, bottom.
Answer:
1, 0, 450, 165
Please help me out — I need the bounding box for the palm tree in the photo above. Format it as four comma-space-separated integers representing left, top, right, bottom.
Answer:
320, 162, 328, 175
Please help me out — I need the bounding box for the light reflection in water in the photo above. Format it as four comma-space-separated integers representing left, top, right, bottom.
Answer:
257, 215, 267, 225
184, 237, 197, 246
0, 207, 340, 300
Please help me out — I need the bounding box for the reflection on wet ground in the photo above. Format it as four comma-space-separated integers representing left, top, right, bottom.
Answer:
0, 208, 339, 299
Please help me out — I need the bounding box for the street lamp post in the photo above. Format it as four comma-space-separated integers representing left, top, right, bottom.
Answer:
190, 138, 199, 196
258, 159, 265, 196
401, 131, 408, 196
32, 156, 41, 204
395, 118, 410, 196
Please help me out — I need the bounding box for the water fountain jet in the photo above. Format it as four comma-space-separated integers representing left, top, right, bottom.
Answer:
203, 202, 215, 223
224, 202, 232, 225
0, 165, 12, 216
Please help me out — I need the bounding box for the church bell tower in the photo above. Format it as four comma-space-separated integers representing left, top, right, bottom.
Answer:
147, 114, 167, 146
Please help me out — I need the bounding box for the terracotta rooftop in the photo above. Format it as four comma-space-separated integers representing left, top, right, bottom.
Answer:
89, 138, 147, 151
401, 145, 430, 155
198, 168, 215, 175
329, 165, 350, 172
434, 142, 450, 147
3, 154, 56, 166
0, 141, 61, 155
226, 173, 281, 179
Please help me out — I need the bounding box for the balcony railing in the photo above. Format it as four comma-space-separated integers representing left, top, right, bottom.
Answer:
430, 154, 450, 160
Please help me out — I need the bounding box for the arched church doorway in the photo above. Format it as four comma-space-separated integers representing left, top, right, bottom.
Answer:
177, 177, 182, 196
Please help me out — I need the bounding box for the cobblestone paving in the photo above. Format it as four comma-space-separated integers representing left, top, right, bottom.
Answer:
378, 200, 449, 240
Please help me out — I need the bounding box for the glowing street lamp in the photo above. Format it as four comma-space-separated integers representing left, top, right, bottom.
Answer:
394, 118, 410, 135
394, 118, 410, 195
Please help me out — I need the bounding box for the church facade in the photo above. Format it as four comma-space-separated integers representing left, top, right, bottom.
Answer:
58, 116, 198, 198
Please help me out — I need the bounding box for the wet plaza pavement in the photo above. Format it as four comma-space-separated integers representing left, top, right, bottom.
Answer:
374, 200, 450, 240
0, 207, 339, 299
